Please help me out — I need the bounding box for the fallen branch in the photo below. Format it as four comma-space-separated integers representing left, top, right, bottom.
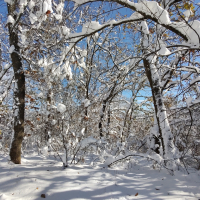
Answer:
107, 153, 175, 175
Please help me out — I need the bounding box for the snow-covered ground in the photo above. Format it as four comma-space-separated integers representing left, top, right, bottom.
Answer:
0, 154, 200, 200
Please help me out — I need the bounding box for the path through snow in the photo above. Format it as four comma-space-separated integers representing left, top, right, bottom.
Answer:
0, 154, 200, 200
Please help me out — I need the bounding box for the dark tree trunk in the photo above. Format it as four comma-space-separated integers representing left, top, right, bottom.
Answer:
99, 81, 118, 138
0, 43, 2, 71
107, 104, 111, 136
99, 100, 106, 138
143, 58, 164, 155
8, 4, 25, 164
45, 90, 52, 150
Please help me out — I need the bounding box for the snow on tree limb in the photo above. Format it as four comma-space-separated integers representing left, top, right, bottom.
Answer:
73, 0, 200, 44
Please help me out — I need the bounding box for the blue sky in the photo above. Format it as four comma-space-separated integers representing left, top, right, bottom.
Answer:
0, 0, 7, 16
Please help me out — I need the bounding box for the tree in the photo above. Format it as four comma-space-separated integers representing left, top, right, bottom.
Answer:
6, 1, 25, 164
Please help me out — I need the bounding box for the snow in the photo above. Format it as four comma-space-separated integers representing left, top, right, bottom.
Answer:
28, 0, 35, 9
4, 64, 10, 70
83, 98, 90, 107
62, 61, 72, 80
141, 21, 149, 34
158, 47, 171, 55
186, 97, 193, 107
74, 0, 171, 25
57, 103, 66, 113
4, 0, 12, 4
38, 92, 43, 98
56, 2, 64, 14
54, 14, 62, 20
0, 154, 200, 200
69, 14, 144, 39
43, 1, 49, 13
130, 12, 143, 19
61, 153, 67, 166
190, 76, 200, 85
29, 13, 38, 24
82, 21, 102, 34
7, 15, 15, 25
193, 97, 200, 104
149, 152, 163, 164
183, 9, 192, 21
41, 146, 48, 156
42, 0, 53, 14
20, 34, 26, 44
19, 0, 27, 11
62, 26, 70, 36
172, 20, 200, 46
9, 45, 15, 54
80, 136, 97, 148
51, 120, 57, 125
81, 128, 85, 136
122, 0, 171, 25
80, 50, 87, 57
51, 105, 57, 109
180, 66, 200, 73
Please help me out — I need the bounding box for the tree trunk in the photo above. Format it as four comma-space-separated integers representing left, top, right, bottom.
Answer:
107, 104, 111, 136
0, 42, 2, 71
8, 4, 25, 164
99, 100, 106, 138
44, 89, 52, 152
143, 58, 175, 159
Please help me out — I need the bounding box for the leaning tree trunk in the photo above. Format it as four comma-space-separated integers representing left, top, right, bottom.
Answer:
140, 27, 176, 162
143, 58, 175, 160
8, 3, 25, 164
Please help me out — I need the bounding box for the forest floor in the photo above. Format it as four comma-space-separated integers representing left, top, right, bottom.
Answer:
0, 153, 200, 200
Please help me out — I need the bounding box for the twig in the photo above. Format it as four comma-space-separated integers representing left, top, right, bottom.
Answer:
107, 154, 174, 174
181, 158, 190, 175
50, 144, 63, 163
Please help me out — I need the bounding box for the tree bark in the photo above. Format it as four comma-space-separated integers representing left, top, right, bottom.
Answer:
0, 42, 2, 71
99, 100, 106, 138
143, 58, 175, 159
8, 4, 25, 164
